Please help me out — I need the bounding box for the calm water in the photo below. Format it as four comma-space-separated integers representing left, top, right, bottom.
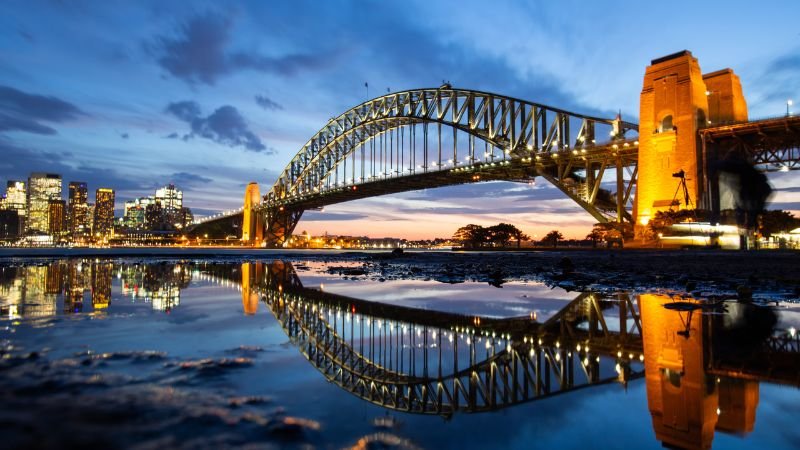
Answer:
0, 258, 798, 449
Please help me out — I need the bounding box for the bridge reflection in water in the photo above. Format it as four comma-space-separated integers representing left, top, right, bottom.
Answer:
235, 261, 799, 450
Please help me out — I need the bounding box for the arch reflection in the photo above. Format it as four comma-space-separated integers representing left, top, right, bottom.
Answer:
242, 261, 799, 449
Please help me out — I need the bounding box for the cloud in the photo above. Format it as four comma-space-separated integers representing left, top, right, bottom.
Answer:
165, 100, 268, 152
0, 85, 84, 135
149, 12, 330, 85
168, 171, 213, 187
0, 137, 147, 194
165, 100, 202, 122
254, 94, 283, 111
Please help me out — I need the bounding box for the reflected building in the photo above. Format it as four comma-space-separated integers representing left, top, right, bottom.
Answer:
22, 266, 57, 317
241, 262, 263, 315
0, 266, 23, 319
119, 263, 190, 312
65, 261, 89, 313
91, 263, 113, 310
640, 294, 761, 450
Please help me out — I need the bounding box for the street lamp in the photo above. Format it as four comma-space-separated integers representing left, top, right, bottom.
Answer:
788, 99, 794, 117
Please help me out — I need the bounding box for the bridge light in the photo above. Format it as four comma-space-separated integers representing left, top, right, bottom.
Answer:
527, 144, 533, 150
779, 166, 789, 172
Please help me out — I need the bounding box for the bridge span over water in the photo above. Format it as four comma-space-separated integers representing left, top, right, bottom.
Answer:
190, 50, 800, 247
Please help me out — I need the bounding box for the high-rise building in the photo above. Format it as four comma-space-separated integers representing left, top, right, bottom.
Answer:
48, 200, 66, 237
2, 181, 27, 216
156, 184, 185, 229
0, 210, 20, 239
145, 201, 164, 229
123, 196, 154, 230
68, 181, 89, 240
27, 173, 62, 234
93, 188, 115, 237
0, 181, 26, 234
155, 184, 182, 210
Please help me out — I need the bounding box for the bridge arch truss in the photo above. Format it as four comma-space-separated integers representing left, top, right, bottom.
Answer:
261, 89, 639, 243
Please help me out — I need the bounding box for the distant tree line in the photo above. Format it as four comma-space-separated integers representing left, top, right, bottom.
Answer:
452, 223, 530, 248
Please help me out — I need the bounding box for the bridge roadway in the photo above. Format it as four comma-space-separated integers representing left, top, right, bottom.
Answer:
262, 138, 640, 223
701, 115, 800, 171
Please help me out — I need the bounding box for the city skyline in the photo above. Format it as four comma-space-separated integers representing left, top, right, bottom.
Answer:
2, 1, 800, 239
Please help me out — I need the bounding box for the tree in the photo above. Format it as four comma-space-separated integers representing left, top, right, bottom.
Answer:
488, 223, 516, 247
542, 230, 563, 247
452, 224, 488, 248
759, 210, 800, 237
585, 228, 604, 248
510, 227, 530, 248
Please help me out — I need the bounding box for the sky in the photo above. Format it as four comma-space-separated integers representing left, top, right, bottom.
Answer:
1, 0, 799, 239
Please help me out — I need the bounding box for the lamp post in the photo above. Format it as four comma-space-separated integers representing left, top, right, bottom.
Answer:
788, 99, 793, 117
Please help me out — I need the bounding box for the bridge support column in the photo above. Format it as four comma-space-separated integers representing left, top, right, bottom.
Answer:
263, 207, 303, 248
242, 182, 263, 246
635, 51, 748, 239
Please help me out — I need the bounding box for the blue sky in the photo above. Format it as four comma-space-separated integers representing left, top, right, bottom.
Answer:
1, 0, 799, 239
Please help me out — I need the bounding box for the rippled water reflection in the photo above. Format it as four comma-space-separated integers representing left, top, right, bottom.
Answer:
1, 259, 798, 449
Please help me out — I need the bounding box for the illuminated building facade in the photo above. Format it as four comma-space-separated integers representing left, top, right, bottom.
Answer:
635, 51, 748, 233
93, 188, 115, 237
123, 196, 153, 229
47, 199, 66, 238
26, 173, 62, 234
68, 181, 90, 240
1, 181, 27, 229
155, 184, 182, 210
155, 184, 185, 229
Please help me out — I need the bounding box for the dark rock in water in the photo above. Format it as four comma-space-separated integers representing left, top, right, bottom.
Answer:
557, 257, 574, 274
391, 248, 404, 256
685, 281, 697, 292
265, 416, 320, 441
736, 285, 753, 302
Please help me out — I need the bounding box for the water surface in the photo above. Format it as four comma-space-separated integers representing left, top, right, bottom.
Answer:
1, 258, 798, 449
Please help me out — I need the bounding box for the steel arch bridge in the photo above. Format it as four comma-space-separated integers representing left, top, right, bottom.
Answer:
251, 88, 640, 246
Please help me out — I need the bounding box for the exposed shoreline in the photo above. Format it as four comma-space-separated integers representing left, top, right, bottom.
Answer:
1, 247, 797, 301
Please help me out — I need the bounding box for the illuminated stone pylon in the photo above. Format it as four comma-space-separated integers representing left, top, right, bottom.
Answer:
242, 182, 263, 245
635, 51, 748, 235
